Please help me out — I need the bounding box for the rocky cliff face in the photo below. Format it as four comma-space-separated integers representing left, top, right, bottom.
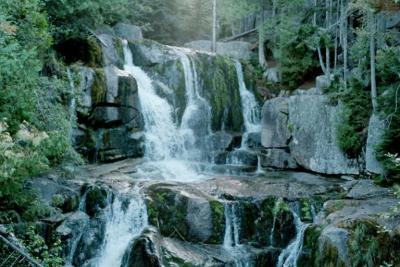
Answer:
260, 76, 385, 176
71, 24, 254, 164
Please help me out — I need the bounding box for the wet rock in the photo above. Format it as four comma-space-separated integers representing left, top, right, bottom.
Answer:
122, 228, 162, 267
84, 185, 109, 217
73, 215, 107, 267
226, 150, 258, 166
114, 23, 143, 42
76, 67, 95, 117
318, 226, 350, 267
97, 34, 123, 68
146, 185, 225, 244
260, 148, 298, 169
207, 132, 233, 151
30, 175, 81, 212
365, 113, 385, 174
245, 132, 262, 149
186, 197, 213, 242
56, 212, 90, 261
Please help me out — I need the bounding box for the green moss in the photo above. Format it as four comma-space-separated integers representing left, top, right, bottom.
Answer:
196, 54, 243, 132
207, 200, 225, 244
317, 240, 347, 267
254, 197, 276, 247
237, 201, 258, 244
297, 225, 322, 267
84, 185, 108, 217
86, 37, 104, 68
146, 187, 189, 241
299, 198, 313, 222
91, 68, 107, 104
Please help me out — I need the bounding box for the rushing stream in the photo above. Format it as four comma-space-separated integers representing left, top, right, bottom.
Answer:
96, 187, 148, 267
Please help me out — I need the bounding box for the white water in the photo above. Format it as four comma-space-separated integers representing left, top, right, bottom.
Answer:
223, 203, 253, 267
122, 40, 203, 181
276, 211, 309, 267
174, 48, 212, 161
234, 61, 261, 145
96, 187, 148, 267
224, 61, 262, 171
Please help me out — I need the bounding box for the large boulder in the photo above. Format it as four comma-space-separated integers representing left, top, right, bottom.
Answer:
288, 94, 360, 175
122, 228, 162, 267
365, 113, 385, 174
184, 40, 252, 60
73, 62, 144, 162
261, 97, 290, 148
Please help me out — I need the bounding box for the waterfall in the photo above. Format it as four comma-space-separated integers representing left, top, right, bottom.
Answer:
66, 68, 77, 140
174, 48, 212, 161
96, 187, 148, 267
276, 211, 309, 267
233, 60, 261, 146
223, 203, 253, 267
122, 40, 203, 181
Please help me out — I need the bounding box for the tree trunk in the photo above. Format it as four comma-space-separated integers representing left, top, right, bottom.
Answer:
313, 0, 317, 26
258, 0, 267, 69
212, 0, 217, 53
369, 11, 378, 111
341, 0, 348, 90
325, 0, 331, 77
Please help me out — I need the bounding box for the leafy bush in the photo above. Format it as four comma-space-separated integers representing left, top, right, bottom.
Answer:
23, 225, 64, 267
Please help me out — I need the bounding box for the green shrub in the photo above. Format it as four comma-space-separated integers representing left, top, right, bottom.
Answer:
23, 225, 64, 267
335, 79, 372, 158
376, 47, 400, 182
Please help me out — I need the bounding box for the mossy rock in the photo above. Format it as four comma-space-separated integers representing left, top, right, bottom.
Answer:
86, 37, 104, 68
271, 200, 296, 248
208, 200, 225, 244
253, 197, 277, 247
91, 68, 107, 105
236, 200, 259, 244
196, 54, 243, 132
51, 192, 80, 213
84, 185, 109, 217
146, 186, 189, 241
297, 225, 322, 267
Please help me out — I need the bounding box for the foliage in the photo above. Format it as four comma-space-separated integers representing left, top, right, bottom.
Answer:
349, 222, 379, 267
333, 79, 372, 157
375, 47, 400, 182
23, 225, 63, 267
0, 122, 50, 221
0, 0, 81, 223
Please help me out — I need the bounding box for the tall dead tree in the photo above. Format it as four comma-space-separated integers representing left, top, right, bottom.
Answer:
368, 10, 378, 111
258, 0, 268, 69
212, 0, 217, 52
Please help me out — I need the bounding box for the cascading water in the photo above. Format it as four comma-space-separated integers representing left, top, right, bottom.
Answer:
174, 47, 212, 162
96, 187, 148, 267
225, 61, 261, 170
223, 203, 253, 267
234, 60, 261, 139
122, 40, 203, 181
276, 211, 309, 267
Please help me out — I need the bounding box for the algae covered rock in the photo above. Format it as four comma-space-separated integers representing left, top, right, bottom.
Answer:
146, 185, 225, 244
